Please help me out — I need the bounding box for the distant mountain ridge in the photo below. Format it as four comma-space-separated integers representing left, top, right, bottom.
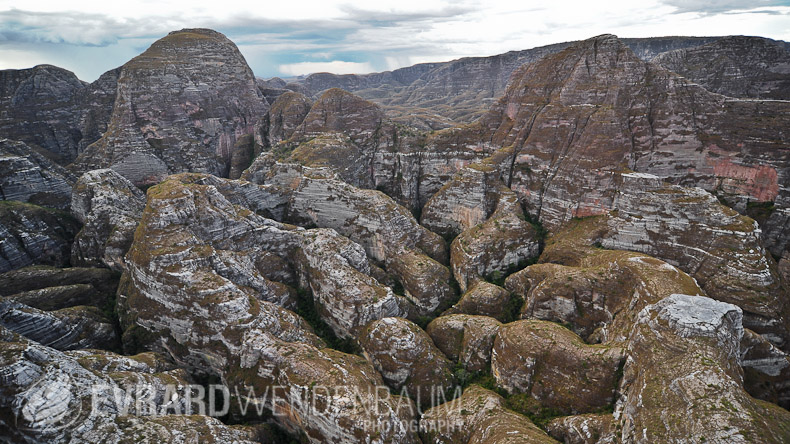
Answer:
268, 37, 724, 128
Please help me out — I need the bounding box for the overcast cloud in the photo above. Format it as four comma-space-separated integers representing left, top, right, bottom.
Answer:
0, 0, 788, 81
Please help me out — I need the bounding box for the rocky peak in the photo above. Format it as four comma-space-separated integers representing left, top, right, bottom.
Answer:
72, 28, 268, 185
299, 87, 383, 142
0, 65, 86, 163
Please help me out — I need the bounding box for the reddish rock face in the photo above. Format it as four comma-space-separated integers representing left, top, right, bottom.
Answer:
470, 34, 790, 257
73, 29, 268, 185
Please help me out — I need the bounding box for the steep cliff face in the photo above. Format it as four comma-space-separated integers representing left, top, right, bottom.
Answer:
0, 139, 75, 210
0, 65, 86, 163
0, 201, 80, 273
0, 65, 122, 164
653, 36, 790, 100
474, 34, 790, 257
73, 29, 268, 185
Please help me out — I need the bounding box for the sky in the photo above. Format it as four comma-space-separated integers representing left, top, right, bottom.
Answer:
0, 0, 789, 82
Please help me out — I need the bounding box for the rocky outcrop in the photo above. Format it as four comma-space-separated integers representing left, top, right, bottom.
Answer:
286, 132, 368, 186
0, 139, 75, 210
371, 125, 497, 212
451, 189, 540, 292
71, 169, 146, 270
262, 91, 312, 145
506, 216, 705, 343
546, 414, 616, 444
0, 301, 118, 351
426, 314, 502, 373
420, 165, 503, 239
0, 265, 117, 299
120, 174, 318, 358
0, 201, 80, 273
360, 317, 454, 408
419, 384, 558, 444
251, 166, 456, 320
299, 88, 383, 143
599, 173, 789, 348
268, 165, 447, 264
120, 174, 420, 442
294, 228, 410, 338
653, 36, 790, 100
740, 328, 790, 409
387, 248, 457, 316
73, 29, 268, 185
442, 281, 515, 322
617, 294, 790, 443
491, 320, 624, 415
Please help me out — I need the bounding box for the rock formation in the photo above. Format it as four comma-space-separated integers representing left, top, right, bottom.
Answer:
474, 34, 790, 258
616, 294, 790, 442
426, 314, 502, 372
360, 317, 455, 408
1, 27, 790, 443
70, 169, 146, 271
419, 384, 558, 443
0, 201, 80, 273
73, 29, 268, 185
0, 139, 75, 210
653, 36, 790, 100
491, 320, 624, 415
119, 174, 420, 442
0, 65, 86, 163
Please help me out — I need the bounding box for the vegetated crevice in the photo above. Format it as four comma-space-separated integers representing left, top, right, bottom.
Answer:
292, 287, 360, 355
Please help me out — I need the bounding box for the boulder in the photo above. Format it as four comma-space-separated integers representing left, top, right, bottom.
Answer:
426, 314, 502, 373
443, 281, 515, 323
360, 317, 454, 409
491, 320, 624, 415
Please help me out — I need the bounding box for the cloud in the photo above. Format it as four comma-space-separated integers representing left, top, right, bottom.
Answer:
2, 0, 790, 82
661, 0, 790, 14
278, 61, 375, 76
0, 9, 165, 46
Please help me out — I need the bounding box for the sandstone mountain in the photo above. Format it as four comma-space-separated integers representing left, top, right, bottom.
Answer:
72, 29, 269, 185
